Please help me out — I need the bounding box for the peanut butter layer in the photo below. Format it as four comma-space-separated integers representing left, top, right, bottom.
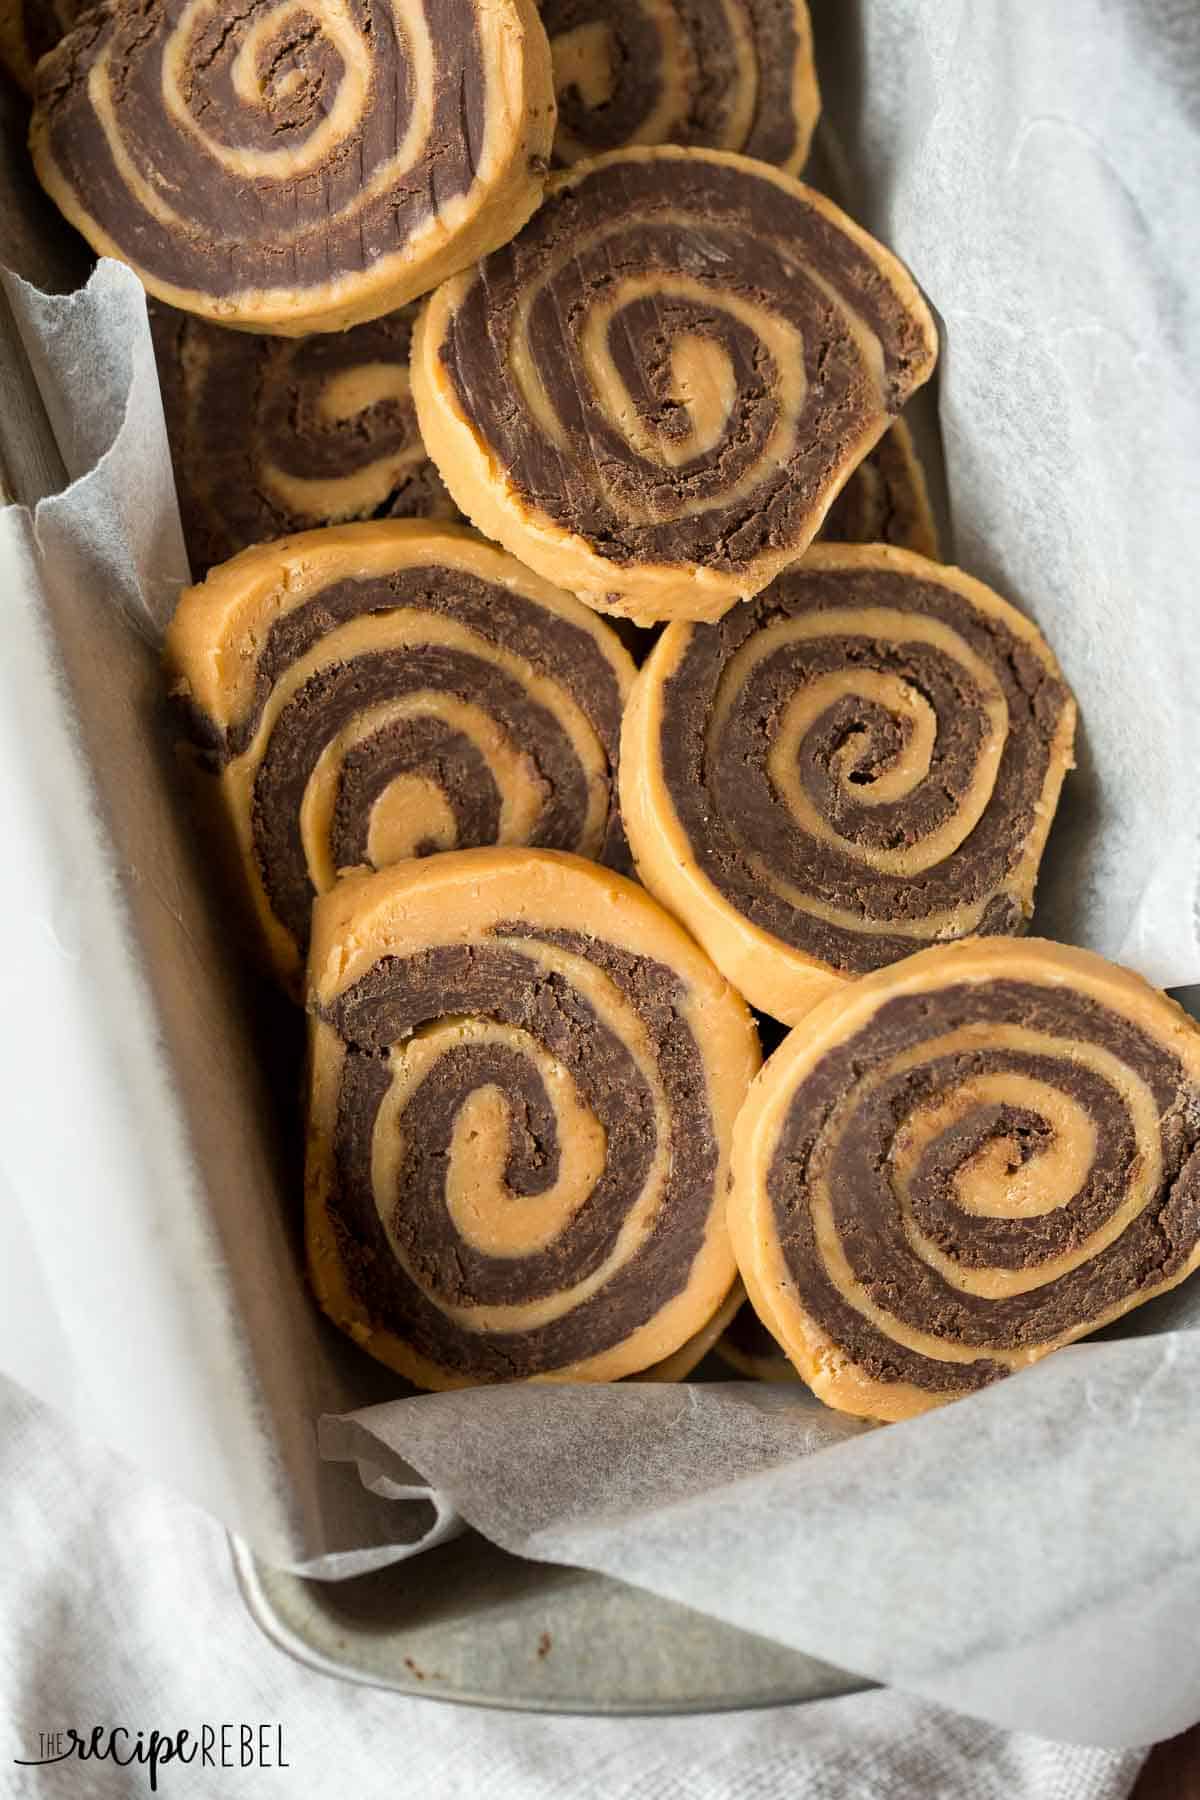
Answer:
621, 544, 1076, 1022
640, 1279, 744, 1381
30, 0, 556, 333
151, 302, 457, 578
306, 847, 760, 1387
821, 418, 940, 560
413, 146, 938, 624
164, 521, 636, 991
730, 937, 1200, 1421
543, 0, 818, 173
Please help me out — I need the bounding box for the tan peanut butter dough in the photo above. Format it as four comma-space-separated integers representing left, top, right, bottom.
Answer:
30, 0, 556, 334
0, 0, 86, 91
730, 937, 1200, 1422
621, 544, 1076, 1023
821, 418, 940, 560
640, 1278, 745, 1381
164, 520, 636, 993
412, 146, 938, 625
150, 301, 458, 579
305, 847, 760, 1387
542, 0, 819, 173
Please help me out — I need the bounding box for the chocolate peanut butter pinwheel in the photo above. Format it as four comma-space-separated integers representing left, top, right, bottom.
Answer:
542, 0, 819, 173
305, 849, 759, 1386
621, 545, 1076, 1023
150, 302, 457, 578
730, 938, 1200, 1421
30, 0, 556, 333
165, 521, 635, 991
413, 146, 938, 624
821, 418, 940, 560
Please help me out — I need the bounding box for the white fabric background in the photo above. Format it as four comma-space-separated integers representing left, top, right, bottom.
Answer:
0, 1377, 1145, 1800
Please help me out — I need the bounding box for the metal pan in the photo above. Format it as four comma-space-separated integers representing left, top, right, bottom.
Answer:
232, 1531, 871, 1714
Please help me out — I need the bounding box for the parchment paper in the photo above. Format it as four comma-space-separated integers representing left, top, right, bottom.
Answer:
1, 0, 1198, 1749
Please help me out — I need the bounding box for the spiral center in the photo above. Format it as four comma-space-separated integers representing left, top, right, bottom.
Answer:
772, 670, 937, 813
373, 1018, 608, 1264
317, 363, 411, 425
233, 5, 329, 125
580, 274, 800, 488
366, 773, 459, 864
664, 332, 739, 462
710, 606, 1010, 887
551, 20, 617, 110
296, 687, 542, 888
164, 0, 373, 179
892, 1073, 1098, 1219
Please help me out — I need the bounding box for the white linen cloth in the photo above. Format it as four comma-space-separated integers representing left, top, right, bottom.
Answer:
0, 1376, 1145, 1800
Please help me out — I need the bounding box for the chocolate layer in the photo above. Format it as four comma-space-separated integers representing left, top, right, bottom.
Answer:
221, 568, 625, 770
658, 561, 1071, 971
329, 715, 501, 868
546, 0, 682, 158
150, 302, 455, 576
768, 979, 1200, 1394
36, 0, 487, 295
544, 0, 808, 167
730, 0, 811, 168
322, 929, 718, 1378
252, 647, 591, 950
183, 560, 629, 946
439, 156, 931, 568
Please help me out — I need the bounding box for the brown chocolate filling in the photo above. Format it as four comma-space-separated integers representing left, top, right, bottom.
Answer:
329, 714, 501, 868
544, 0, 806, 168
768, 979, 1200, 1394
150, 302, 455, 578
439, 156, 931, 568
546, 0, 682, 158
37, 0, 486, 297
658, 562, 1071, 970
730, 0, 811, 168
252, 647, 590, 951
220, 568, 625, 769
320, 928, 718, 1378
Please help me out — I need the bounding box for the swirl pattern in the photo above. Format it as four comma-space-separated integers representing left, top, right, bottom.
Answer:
305, 848, 758, 1386
621, 544, 1076, 1023
730, 938, 1200, 1420
542, 0, 819, 172
165, 521, 635, 989
151, 302, 457, 578
30, 0, 556, 332
414, 146, 939, 623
